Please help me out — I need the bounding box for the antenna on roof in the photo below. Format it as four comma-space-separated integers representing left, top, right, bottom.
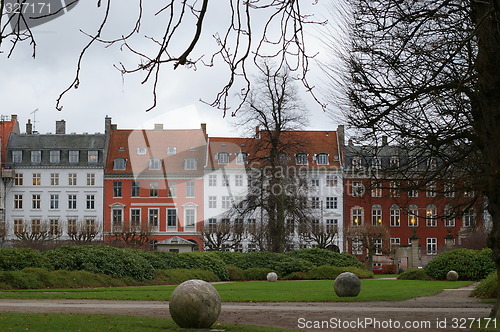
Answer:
30, 109, 39, 132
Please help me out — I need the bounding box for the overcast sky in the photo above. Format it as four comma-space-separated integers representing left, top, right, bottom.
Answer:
0, 1, 341, 137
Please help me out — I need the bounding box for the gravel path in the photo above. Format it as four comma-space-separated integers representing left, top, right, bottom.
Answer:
0, 284, 493, 331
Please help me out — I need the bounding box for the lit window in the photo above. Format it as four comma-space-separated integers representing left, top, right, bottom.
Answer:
372, 205, 382, 225
32, 173, 41, 186
88, 151, 98, 164
50, 173, 59, 186
352, 207, 363, 225
295, 153, 308, 165
69, 173, 77, 186
371, 181, 382, 197
408, 205, 419, 227
390, 205, 400, 227
426, 205, 437, 227
149, 182, 159, 197
149, 209, 159, 227
87, 173, 95, 186
14, 173, 23, 186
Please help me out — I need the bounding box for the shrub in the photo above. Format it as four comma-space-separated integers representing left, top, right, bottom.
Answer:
424, 248, 495, 280
398, 268, 431, 280
0, 248, 52, 271
286, 248, 364, 269
0, 270, 45, 289
306, 265, 373, 280
381, 264, 397, 274
152, 269, 219, 284
43, 245, 155, 281
226, 265, 245, 281
471, 272, 497, 298
243, 267, 273, 280
283, 271, 308, 280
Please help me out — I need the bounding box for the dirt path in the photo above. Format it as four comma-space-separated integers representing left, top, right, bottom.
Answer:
0, 284, 493, 331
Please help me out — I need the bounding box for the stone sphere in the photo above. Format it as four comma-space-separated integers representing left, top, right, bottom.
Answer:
169, 279, 221, 328
446, 270, 459, 281
334, 272, 361, 297
267, 272, 278, 282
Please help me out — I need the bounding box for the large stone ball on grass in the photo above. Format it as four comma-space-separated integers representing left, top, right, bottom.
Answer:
334, 272, 361, 297
446, 270, 459, 281
267, 272, 278, 282
169, 279, 221, 328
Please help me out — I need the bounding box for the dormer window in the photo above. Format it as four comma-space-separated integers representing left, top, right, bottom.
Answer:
351, 157, 362, 169
295, 153, 308, 165
69, 150, 79, 163
217, 152, 229, 165
427, 157, 437, 170
113, 158, 126, 170
88, 151, 98, 164
390, 156, 400, 168
184, 158, 197, 170
167, 147, 176, 155
149, 158, 161, 170
316, 153, 329, 165
371, 157, 381, 170
31, 150, 41, 164
137, 147, 147, 155
236, 152, 248, 165
12, 150, 22, 163
50, 150, 60, 163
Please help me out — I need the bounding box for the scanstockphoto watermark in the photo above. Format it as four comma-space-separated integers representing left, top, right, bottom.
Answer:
297, 317, 497, 330
1, 0, 79, 31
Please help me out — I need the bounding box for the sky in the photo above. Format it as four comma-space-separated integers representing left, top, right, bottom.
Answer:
0, 1, 342, 137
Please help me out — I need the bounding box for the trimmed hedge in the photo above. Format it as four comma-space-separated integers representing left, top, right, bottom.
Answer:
286, 248, 365, 269
152, 269, 219, 284
424, 248, 495, 281
227, 265, 246, 281
0, 248, 52, 271
243, 267, 274, 280
397, 268, 431, 280
305, 265, 373, 280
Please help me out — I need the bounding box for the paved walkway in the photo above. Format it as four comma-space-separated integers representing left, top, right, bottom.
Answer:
0, 284, 493, 331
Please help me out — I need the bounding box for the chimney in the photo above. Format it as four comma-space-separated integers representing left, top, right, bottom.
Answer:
56, 120, 66, 134
105, 116, 112, 134
11, 114, 17, 123
255, 126, 260, 139
201, 123, 206, 134
337, 125, 345, 146
382, 135, 388, 146
26, 119, 32, 134
154, 123, 163, 131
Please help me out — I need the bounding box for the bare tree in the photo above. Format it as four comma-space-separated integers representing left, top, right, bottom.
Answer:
202, 218, 244, 251
346, 223, 391, 270
324, 0, 500, 314
13, 219, 62, 249
68, 219, 101, 245
1, 1, 324, 114
299, 221, 338, 250
107, 221, 153, 249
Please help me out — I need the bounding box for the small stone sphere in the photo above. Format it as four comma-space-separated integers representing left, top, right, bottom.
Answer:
446, 270, 459, 281
169, 279, 221, 328
334, 272, 361, 297
267, 272, 278, 282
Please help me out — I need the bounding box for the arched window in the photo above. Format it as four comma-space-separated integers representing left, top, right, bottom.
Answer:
408, 204, 418, 227
426, 204, 437, 227
316, 153, 329, 165
217, 152, 229, 165
371, 204, 382, 225
390, 204, 400, 227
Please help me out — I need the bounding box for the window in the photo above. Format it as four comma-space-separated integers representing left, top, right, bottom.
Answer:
112, 209, 123, 227
222, 196, 231, 209
311, 178, 319, 187
352, 207, 363, 225
131, 181, 140, 197
427, 238, 437, 255
371, 157, 381, 170
50, 194, 59, 210
130, 209, 141, 229
326, 197, 337, 209
208, 196, 217, 208
351, 157, 362, 169
207, 218, 217, 232
235, 174, 243, 187
389, 181, 400, 197
389, 156, 400, 168
408, 205, 419, 227
185, 209, 195, 229
371, 181, 382, 197
426, 204, 437, 227
167, 209, 177, 227
88, 151, 98, 164
234, 152, 247, 165
149, 158, 161, 170
14, 219, 23, 234
50, 173, 59, 186
14, 173, 23, 186
68, 194, 77, 209
352, 239, 363, 255
113, 158, 126, 170
32, 194, 41, 209
316, 153, 329, 165
31, 150, 41, 163
167, 147, 176, 155
113, 181, 122, 197
68, 173, 77, 186
87, 173, 95, 186
208, 174, 217, 186
49, 219, 59, 235
50, 150, 60, 163
31, 219, 41, 234
149, 208, 159, 227
372, 205, 382, 225
408, 181, 419, 198
311, 197, 320, 209
149, 182, 159, 197
69, 150, 79, 163
464, 189, 475, 198
217, 152, 229, 165
14, 194, 23, 209
186, 181, 195, 197
67, 219, 77, 234
184, 158, 197, 170
375, 239, 383, 255
168, 182, 176, 197
426, 181, 437, 197
86, 194, 95, 210
463, 209, 475, 227
222, 175, 229, 186
444, 183, 455, 197
326, 175, 338, 187
390, 238, 401, 247
136, 147, 147, 155
32, 173, 41, 186
351, 181, 364, 197
390, 205, 400, 227
326, 219, 338, 233
86, 219, 96, 233
12, 150, 22, 163
427, 157, 437, 170
295, 153, 308, 165
444, 206, 455, 227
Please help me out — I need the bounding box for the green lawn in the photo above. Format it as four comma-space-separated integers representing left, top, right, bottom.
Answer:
0, 279, 473, 302
0, 313, 297, 332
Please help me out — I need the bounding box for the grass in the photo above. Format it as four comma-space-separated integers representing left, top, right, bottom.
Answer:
0, 279, 474, 302
0, 313, 297, 332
